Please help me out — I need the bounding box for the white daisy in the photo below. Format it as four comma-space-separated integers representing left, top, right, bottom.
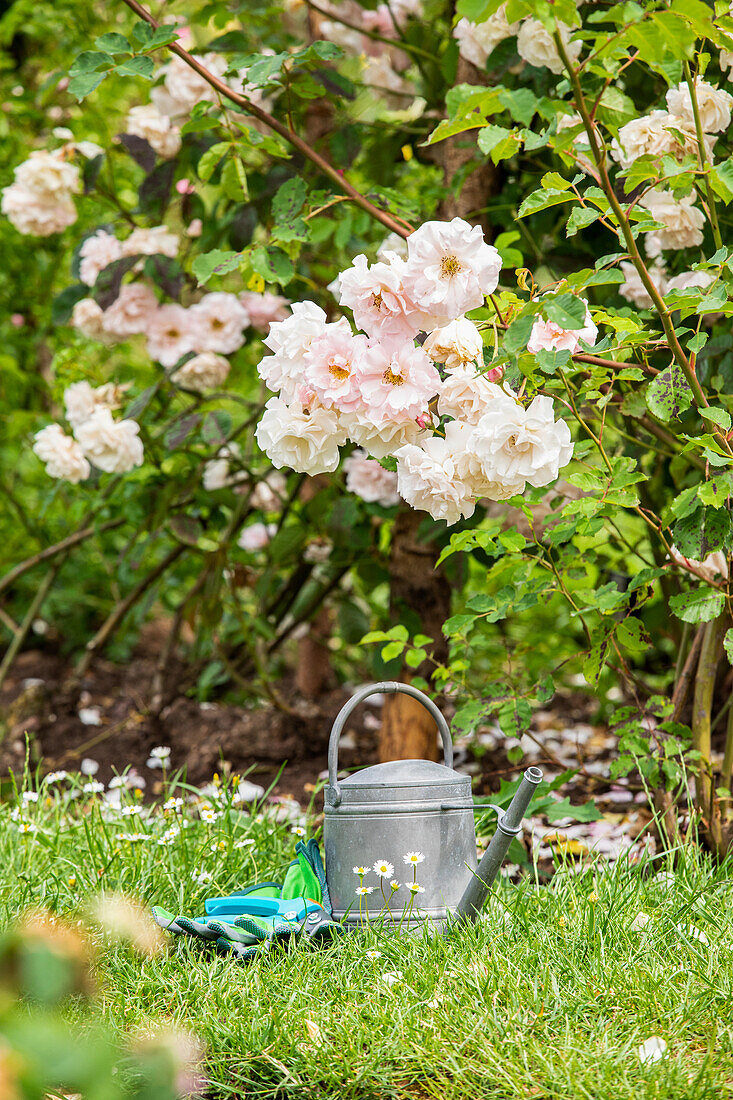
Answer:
356, 886, 374, 896
403, 852, 425, 865
373, 859, 395, 878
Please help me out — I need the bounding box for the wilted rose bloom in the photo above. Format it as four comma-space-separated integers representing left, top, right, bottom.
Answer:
260, 302, 332, 398
72, 297, 109, 341
239, 291, 289, 332
74, 408, 144, 473
669, 545, 728, 582
338, 253, 418, 340
189, 292, 250, 354
359, 340, 440, 422
424, 317, 483, 369
343, 448, 400, 506
516, 19, 581, 75
125, 104, 182, 159
471, 392, 573, 488
33, 424, 90, 483
666, 78, 733, 133
527, 301, 597, 355
64, 380, 124, 430
146, 304, 196, 367
1, 184, 77, 236
619, 261, 668, 308
256, 395, 345, 475
640, 190, 705, 250
122, 225, 179, 259
304, 326, 369, 412
338, 409, 425, 459
401, 218, 502, 329
437, 369, 503, 424
172, 351, 230, 393
395, 432, 476, 525
102, 282, 159, 337
238, 522, 277, 552
79, 229, 123, 286
453, 7, 519, 68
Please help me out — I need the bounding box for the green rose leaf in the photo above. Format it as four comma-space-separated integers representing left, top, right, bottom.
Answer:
669, 586, 725, 623
646, 364, 692, 421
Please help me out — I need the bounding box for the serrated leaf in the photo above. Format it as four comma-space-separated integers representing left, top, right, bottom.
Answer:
251, 245, 294, 286
191, 250, 240, 286
114, 55, 154, 79
646, 364, 692, 421
272, 177, 307, 224
567, 206, 600, 237
69, 51, 108, 75
95, 32, 131, 54
542, 293, 587, 330
669, 586, 725, 623
672, 505, 730, 559
68, 70, 108, 100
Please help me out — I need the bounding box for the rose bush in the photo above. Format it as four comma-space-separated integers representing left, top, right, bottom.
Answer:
3, 0, 733, 851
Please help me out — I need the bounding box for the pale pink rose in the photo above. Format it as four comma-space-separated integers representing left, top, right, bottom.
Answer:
251, 471, 287, 510
126, 104, 181, 159
33, 424, 90, 483
189, 292, 250, 354
338, 253, 418, 340
449, 417, 526, 500
172, 352, 230, 393
453, 7, 519, 68
79, 230, 123, 286
665, 270, 715, 294
437, 370, 504, 425
102, 282, 159, 337
203, 443, 244, 491
146, 304, 196, 367
359, 341, 440, 422
239, 291, 289, 332
256, 395, 346, 475
11, 313, 24, 327
338, 409, 425, 459
395, 431, 475, 525
424, 317, 483, 369
74, 408, 144, 473
401, 218, 502, 329
527, 302, 597, 355
186, 218, 203, 237
470, 393, 573, 488
237, 522, 277, 552
669, 546, 728, 583
303, 327, 369, 412
517, 19, 581, 75
1, 184, 77, 236
343, 448, 400, 506
71, 298, 109, 341
260, 302, 332, 398
619, 261, 668, 308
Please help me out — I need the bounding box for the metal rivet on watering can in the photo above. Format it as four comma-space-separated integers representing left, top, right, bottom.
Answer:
322, 681, 542, 930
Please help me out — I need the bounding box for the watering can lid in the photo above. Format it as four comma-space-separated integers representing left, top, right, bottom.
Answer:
339, 759, 467, 790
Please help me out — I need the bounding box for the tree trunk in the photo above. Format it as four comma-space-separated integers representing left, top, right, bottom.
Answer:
295, 607, 332, 698
691, 613, 729, 856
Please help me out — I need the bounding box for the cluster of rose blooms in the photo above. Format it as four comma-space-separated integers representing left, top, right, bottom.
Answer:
453, 4, 732, 311
255, 216, 577, 526
318, 0, 423, 101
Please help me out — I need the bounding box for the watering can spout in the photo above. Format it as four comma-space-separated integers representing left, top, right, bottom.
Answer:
451, 766, 543, 927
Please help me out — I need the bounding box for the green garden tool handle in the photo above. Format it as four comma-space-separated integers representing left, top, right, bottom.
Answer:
327, 681, 453, 806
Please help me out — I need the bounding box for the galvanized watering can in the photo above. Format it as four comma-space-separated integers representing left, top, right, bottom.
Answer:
323, 682, 542, 929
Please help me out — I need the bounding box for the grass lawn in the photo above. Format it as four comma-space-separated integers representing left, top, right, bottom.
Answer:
1, 771, 732, 1099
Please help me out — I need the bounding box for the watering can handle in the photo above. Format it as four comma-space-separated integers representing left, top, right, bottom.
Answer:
327, 681, 453, 805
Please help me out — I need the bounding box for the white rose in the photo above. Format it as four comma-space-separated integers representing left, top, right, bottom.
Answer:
424, 317, 483, 369
13, 150, 81, 197
33, 424, 90, 483
666, 79, 733, 133
640, 190, 705, 251
338, 409, 425, 459
618, 261, 668, 308
102, 282, 159, 337
122, 225, 179, 258
63, 380, 126, 430
395, 431, 475, 526
159, 53, 229, 117
172, 352, 230, 393
256, 395, 345, 475
453, 7, 519, 68
203, 443, 244, 491
126, 104, 181, 159
238, 522, 277, 552
79, 230, 123, 287
251, 471, 287, 510
470, 392, 573, 488
517, 20, 581, 76
74, 408, 144, 473
343, 448, 400, 506
611, 112, 679, 168
437, 370, 503, 425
